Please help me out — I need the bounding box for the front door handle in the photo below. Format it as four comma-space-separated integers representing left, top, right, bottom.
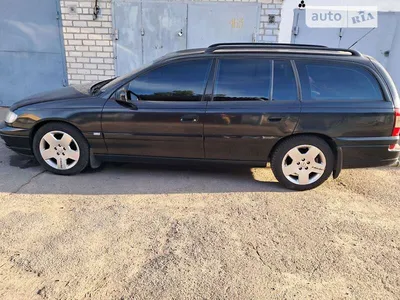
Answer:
180, 114, 199, 123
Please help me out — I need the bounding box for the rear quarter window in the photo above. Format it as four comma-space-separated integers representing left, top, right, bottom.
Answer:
296, 61, 384, 101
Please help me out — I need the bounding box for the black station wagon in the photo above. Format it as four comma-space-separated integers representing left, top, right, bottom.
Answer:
1, 43, 399, 190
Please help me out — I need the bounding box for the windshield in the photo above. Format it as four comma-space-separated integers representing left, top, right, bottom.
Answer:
99, 60, 155, 93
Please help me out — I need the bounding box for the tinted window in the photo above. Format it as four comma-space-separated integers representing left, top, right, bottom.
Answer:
213, 59, 271, 101
273, 60, 297, 101
297, 61, 384, 101
128, 59, 212, 101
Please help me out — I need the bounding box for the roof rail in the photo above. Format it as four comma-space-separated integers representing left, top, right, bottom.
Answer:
206, 43, 361, 56
208, 42, 328, 49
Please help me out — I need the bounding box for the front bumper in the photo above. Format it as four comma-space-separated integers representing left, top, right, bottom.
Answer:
0, 122, 32, 155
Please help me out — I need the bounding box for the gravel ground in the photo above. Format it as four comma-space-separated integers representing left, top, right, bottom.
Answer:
0, 108, 399, 300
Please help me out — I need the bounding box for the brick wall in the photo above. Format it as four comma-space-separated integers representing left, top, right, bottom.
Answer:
61, 0, 114, 84
60, 0, 283, 85
259, 0, 283, 42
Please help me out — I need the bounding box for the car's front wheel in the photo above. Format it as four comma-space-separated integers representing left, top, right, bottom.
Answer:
271, 136, 334, 191
32, 122, 89, 175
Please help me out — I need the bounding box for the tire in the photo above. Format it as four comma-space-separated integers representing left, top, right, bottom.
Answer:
271, 135, 334, 191
32, 122, 89, 175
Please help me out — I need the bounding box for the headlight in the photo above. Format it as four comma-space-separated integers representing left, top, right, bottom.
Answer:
5, 110, 18, 124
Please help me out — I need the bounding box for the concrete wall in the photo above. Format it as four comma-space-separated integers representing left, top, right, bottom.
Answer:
60, 0, 284, 85
279, 0, 400, 43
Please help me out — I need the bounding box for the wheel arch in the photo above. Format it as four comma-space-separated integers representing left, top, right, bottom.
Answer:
29, 119, 87, 148
268, 133, 342, 178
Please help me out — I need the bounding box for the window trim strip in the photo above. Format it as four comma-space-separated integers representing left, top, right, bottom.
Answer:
291, 60, 302, 102
270, 60, 274, 101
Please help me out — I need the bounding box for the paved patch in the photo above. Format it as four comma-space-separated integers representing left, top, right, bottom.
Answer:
0, 107, 399, 299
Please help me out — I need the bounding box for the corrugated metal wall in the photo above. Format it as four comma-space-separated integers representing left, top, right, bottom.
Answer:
113, 1, 261, 76
0, 0, 67, 106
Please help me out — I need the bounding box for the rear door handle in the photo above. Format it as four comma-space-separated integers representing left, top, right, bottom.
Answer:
180, 114, 199, 123
268, 117, 283, 122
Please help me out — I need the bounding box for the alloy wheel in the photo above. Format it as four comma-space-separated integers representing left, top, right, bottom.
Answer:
281, 144, 326, 185
39, 131, 80, 170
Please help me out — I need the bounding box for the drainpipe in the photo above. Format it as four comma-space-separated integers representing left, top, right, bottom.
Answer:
93, 0, 100, 20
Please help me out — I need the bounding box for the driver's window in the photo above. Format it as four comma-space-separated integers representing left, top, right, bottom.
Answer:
127, 59, 212, 102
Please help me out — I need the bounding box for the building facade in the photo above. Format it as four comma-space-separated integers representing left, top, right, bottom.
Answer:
60, 0, 284, 84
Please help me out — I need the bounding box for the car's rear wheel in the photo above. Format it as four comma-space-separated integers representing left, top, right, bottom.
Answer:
271, 136, 334, 191
33, 123, 89, 175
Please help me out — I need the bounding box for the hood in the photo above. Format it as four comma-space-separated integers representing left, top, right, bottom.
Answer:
10, 84, 92, 111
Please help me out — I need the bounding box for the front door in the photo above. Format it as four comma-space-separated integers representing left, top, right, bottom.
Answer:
102, 58, 213, 158
204, 58, 301, 161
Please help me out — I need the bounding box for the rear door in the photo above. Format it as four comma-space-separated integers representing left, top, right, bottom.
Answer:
204, 57, 301, 161
102, 58, 213, 158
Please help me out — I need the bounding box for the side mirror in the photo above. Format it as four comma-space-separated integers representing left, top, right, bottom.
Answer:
119, 89, 128, 101
115, 88, 138, 110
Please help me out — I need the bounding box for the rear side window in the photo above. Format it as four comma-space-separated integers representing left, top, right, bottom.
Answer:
213, 58, 272, 101
296, 61, 384, 101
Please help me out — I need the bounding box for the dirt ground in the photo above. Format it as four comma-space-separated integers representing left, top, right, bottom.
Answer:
0, 108, 400, 300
